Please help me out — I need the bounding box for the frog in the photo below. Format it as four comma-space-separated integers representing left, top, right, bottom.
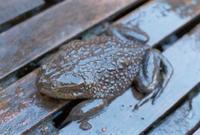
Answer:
37, 23, 173, 127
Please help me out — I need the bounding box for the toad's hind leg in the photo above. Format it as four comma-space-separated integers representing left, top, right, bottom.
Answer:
133, 49, 173, 109
105, 23, 149, 43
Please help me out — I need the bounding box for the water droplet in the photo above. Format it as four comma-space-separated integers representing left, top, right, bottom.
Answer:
79, 121, 92, 130
101, 127, 107, 132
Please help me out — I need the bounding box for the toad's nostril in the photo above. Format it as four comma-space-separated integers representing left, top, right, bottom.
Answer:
56, 73, 84, 85
38, 77, 51, 89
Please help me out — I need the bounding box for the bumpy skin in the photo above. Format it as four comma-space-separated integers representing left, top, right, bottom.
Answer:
38, 36, 149, 99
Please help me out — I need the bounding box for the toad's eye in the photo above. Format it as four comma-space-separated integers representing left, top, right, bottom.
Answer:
56, 73, 84, 87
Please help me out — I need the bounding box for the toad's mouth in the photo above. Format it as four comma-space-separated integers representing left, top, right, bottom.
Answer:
39, 86, 86, 100
37, 72, 88, 99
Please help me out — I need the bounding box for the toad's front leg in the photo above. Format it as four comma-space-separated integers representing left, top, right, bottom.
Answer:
133, 49, 173, 109
105, 23, 149, 43
60, 98, 114, 127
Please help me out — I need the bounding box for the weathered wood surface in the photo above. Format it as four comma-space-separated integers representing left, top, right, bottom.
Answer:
0, 0, 145, 80
1, 0, 200, 134
0, 0, 146, 134
0, 69, 66, 135
0, 0, 44, 25
1, 0, 200, 81
149, 89, 200, 135
22, 120, 59, 135
194, 128, 200, 135
59, 25, 200, 135
118, 0, 200, 46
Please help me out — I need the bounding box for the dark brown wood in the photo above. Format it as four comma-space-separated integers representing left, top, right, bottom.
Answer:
0, 0, 44, 24
59, 24, 200, 135
0, 0, 144, 80
148, 90, 200, 135
1, 0, 200, 134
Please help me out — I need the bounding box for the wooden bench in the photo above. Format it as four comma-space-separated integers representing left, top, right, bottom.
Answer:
0, 0, 200, 134
0, 0, 44, 25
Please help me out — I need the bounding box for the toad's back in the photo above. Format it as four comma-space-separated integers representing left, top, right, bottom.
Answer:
39, 37, 149, 99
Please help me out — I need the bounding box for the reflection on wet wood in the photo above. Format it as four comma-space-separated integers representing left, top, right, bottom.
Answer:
0, 0, 145, 134
0, 0, 44, 25
0, 69, 66, 135
149, 90, 200, 135
117, 0, 200, 46
59, 24, 200, 135
22, 120, 59, 135
1, 0, 200, 134
194, 128, 200, 135
0, 0, 144, 80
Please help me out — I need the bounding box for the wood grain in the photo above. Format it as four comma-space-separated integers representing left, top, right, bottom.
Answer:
194, 128, 200, 135
0, 0, 44, 25
0, 69, 66, 134
1, 0, 200, 134
22, 119, 59, 135
0, 0, 144, 80
117, 0, 200, 46
0, 0, 144, 134
59, 23, 200, 135
149, 90, 200, 135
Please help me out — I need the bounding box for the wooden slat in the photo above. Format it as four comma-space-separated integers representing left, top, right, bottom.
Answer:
0, 0, 44, 25
59, 24, 200, 135
194, 128, 200, 135
118, 0, 200, 46
1, 0, 200, 134
149, 90, 200, 135
1, 0, 200, 81
0, 0, 145, 134
0, 0, 144, 80
22, 120, 59, 135
0, 69, 65, 134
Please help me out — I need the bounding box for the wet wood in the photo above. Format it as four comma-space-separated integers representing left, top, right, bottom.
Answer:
0, 69, 66, 134
0, 0, 144, 80
117, 0, 200, 46
59, 24, 200, 135
1, 0, 200, 82
0, 0, 44, 25
1, 0, 200, 134
149, 90, 200, 135
194, 128, 200, 135
0, 0, 145, 134
22, 120, 59, 135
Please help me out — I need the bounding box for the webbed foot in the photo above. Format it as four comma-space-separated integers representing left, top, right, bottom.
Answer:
60, 98, 114, 127
104, 23, 149, 43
